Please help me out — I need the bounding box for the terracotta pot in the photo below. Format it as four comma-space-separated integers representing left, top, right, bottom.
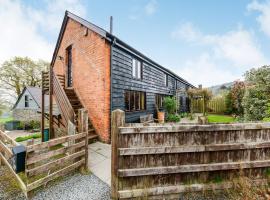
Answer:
157, 111, 165, 123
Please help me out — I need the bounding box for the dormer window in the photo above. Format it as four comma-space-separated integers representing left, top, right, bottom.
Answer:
132, 58, 142, 80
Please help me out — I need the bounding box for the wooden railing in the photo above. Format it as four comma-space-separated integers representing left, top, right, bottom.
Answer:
51, 71, 75, 126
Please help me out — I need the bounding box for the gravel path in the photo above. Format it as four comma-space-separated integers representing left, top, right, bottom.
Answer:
0, 166, 111, 200
33, 173, 111, 200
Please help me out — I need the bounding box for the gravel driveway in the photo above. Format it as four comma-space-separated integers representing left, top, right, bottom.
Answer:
0, 166, 111, 200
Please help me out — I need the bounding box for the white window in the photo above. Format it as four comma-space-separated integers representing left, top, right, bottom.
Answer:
164, 74, 168, 86
132, 58, 142, 79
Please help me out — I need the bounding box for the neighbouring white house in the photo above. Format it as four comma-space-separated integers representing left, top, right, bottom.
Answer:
12, 87, 49, 122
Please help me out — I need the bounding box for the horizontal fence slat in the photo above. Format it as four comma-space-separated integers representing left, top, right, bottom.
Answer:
0, 152, 27, 194
26, 132, 86, 152
26, 150, 85, 177
118, 159, 270, 177
26, 141, 85, 165
119, 141, 270, 155
118, 179, 267, 199
26, 159, 85, 192
119, 123, 270, 134
0, 140, 13, 159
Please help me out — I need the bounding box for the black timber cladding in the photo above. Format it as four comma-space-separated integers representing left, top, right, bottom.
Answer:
111, 45, 191, 122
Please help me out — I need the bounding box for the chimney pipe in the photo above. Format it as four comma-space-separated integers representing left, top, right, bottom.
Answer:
110, 16, 113, 34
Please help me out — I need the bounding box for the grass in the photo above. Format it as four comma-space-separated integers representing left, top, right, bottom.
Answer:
0, 116, 13, 123
15, 132, 41, 142
207, 114, 236, 123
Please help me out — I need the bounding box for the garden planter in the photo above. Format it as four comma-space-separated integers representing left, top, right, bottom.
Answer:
157, 111, 165, 123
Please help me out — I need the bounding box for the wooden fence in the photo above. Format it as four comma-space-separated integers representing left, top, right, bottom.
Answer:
192, 98, 226, 114
111, 109, 270, 199
0, 109, 88, 198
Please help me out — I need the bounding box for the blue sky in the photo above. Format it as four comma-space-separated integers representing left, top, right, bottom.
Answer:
1, 0, 270, 86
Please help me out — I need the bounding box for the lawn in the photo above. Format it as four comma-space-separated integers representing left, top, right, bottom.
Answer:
207, 114, 236, 123
0, 117, 13, 124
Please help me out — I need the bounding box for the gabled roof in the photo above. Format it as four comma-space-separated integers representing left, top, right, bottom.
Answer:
12, 87, 49, 110
51, 11, 195, 88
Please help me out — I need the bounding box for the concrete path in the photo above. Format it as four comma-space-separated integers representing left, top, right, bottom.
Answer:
88, 142, 111, 186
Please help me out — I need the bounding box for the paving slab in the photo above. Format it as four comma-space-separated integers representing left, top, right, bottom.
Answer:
88, 142, 111, 186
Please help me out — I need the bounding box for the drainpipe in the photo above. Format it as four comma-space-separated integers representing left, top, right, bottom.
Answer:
110, 37, 116, 142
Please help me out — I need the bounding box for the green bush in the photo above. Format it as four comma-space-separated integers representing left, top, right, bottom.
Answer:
163, 96, 177, 114
166, 114, 181, 122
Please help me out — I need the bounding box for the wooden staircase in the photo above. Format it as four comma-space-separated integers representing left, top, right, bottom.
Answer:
64, 88, 98, 142
42, 71, 98, 142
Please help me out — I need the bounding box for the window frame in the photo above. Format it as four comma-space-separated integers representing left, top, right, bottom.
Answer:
125, 90, 146, 112
164, 74, 168, 87
132, 58, 143, 80
25, 95, 29, 108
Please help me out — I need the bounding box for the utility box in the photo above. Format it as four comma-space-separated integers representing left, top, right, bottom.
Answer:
10, 145, 26, 173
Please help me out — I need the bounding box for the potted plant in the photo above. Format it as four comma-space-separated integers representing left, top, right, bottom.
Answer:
155, 104, 165, 123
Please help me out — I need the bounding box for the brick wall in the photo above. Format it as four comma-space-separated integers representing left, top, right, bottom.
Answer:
53, 18, 111, 143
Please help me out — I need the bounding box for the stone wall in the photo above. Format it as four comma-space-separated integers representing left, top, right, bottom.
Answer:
13, 108, 41, 122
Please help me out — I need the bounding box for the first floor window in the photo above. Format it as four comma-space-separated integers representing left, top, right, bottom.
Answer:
25, 95, 29, 108
125, 90, 146, 111
132, 58, 142, 79
164, 74, 168, 87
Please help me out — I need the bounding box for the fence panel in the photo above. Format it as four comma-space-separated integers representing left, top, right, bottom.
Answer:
111, 110, 270, 199
192, 98, 226, 114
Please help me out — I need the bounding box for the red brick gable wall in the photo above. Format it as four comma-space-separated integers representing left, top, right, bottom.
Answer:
53, 18, 111, 143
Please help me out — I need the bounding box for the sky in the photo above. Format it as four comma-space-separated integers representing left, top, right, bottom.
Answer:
1, 0, 270, 87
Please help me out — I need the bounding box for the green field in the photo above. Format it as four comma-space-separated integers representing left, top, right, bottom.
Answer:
0, 117, 13, 123
207, 114, 236, 123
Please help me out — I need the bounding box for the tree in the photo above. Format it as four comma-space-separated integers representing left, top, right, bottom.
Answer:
242, 66, 270, 121
0, 57, 49, 98
230, 81, 245, 115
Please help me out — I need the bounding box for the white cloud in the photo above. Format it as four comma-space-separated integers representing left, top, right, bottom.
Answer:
177, 53, 239, 87
247, 0, 270, 37
27, 0, 86, 34
129, 0, 158, 20
0, 0, 53, 63
0, 0, 86, 64
144, 0, 157, 15
171, 22, 201, 42
172, 23, 267, 68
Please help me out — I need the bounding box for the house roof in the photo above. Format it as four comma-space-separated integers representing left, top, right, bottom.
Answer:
12, 86, 49, 110
51, 11, 195, 88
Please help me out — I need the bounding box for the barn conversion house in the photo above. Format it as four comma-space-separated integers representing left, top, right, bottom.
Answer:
43, 11, 194, 143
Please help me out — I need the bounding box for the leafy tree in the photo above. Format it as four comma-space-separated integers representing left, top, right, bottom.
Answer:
242, 86, 268, 121
225, 91, 235, 115
243, 66, 270, 121
230, 81, 245, 115
0, 57, 49, 98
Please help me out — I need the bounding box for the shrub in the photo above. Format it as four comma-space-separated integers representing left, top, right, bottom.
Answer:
242, 87, 268, 121
163, 96, 177, 114
166, 114, 181, 122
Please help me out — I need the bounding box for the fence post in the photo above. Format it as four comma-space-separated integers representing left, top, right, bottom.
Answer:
111, 109, 125, 200
77, 109, 89, 171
